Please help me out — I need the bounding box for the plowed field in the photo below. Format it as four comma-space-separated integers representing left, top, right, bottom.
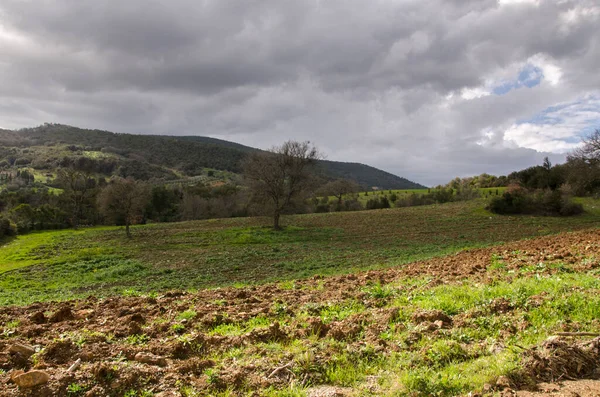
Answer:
2, 229, 600, 396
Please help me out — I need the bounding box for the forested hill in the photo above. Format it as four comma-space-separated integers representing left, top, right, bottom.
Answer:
2, 124, 425, 189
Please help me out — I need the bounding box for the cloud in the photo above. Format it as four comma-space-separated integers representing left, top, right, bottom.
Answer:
0, 0, 599, 186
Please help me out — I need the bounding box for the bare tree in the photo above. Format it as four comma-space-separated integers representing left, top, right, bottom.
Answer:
569, 129, 600, 162
97, 177, 150, 238
319, 179, 360, 211
243, 141, 321, 230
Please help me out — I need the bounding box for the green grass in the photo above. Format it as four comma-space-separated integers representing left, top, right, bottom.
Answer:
332, 187, 508, 205
1, 199, 599, 305
185, 269, 600, 396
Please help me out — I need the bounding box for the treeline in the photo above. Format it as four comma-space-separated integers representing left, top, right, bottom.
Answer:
0, 172, 252, 238
445, 156, 597, 196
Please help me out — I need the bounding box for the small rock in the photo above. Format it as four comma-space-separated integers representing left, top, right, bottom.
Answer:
12, 370, 50, 388
433, 320, 444, 329
483, 383, 493, 392
134, 352, 167, 367
9, 343, 36, 359
10, 370, 25, 382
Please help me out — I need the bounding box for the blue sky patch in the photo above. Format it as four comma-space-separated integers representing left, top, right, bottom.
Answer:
493, 64, 543, 96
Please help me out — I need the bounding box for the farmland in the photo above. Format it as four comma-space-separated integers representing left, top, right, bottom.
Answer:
1, 199, 599, 305
1, 199, 600, 396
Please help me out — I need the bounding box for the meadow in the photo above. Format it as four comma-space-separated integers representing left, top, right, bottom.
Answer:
329, 187, 507, 206
0, 198, 598, 306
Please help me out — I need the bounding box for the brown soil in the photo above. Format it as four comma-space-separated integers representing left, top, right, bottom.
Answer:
0, 229, 599, 396
514, 379, 600, 396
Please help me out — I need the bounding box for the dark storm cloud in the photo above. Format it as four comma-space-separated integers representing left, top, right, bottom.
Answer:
1, 0, 599, 185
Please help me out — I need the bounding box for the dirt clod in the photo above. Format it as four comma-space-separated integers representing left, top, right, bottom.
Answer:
28, 311, 46, 324
521, 336, 600, 382
48, 306, 74, 323
412, 309, 452, 326
134, 352, 167, 367
42, 339, 79, 365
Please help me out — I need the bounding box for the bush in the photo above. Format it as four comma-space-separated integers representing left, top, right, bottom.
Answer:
559, 201, 584, 216
366, 196, 390, 210
0, 217, 17, 237
487, 185, 583, 216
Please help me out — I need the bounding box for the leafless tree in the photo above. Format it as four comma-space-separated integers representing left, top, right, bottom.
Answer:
97, 177, 150, 238
243, 141, 321, 230
319, 179, 360, 210
568, 129, 600, 162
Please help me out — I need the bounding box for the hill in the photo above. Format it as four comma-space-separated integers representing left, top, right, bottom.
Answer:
1, 124, 425, 189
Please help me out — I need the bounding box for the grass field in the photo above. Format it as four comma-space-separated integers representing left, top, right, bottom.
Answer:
333, 187, 507, 206
1, 198, 599, 306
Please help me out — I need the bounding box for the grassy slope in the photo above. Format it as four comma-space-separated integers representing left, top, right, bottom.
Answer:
1, 199, 599, 305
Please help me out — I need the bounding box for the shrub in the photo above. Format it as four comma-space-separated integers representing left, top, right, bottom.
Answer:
0, 217, 17, 237
559, 201, 584, 216
488, 184, 583, 216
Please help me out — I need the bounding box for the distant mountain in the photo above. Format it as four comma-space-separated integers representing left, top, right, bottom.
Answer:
1, 124, 426, 189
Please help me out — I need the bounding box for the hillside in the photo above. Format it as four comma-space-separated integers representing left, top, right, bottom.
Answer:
0, 124, 425, 189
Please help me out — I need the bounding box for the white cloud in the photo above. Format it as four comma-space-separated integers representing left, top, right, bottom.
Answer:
498, 0, 539, 6
528, 54, 563, 86
461, 87, 491, 100
503, 94, 600, 152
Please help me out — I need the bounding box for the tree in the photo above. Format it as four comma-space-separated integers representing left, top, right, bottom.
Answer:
565, 129, 600, 195
319, 179, 360, 211
243, 141, 321, 230
56, 168, 97, 228
97, 177, 150, 238
569, 129, 600, 162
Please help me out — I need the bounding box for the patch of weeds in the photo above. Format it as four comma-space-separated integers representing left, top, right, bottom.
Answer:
176, 309, 197, 321
246, 315, 271, 329
67, 383, 86, 395
204, 367, 221, 386
278, 280, 296, 290
425, 340, 470, 367
363, 282, 397, 300
489, 253, 506, 271
171, 323, 186, 334
124, 334, 150, 346
402, 369, 464, 397
176, 381, 199, 397
319, 301, 365, 324
271, 302, 289, 317
2, 319, 20, 336
210, 323, 245, 337
177, 333, 202, 353
324, 352, 368, 386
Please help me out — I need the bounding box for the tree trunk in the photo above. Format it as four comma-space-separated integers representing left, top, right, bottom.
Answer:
125, 219, 131, 238
273, 210, 281, 231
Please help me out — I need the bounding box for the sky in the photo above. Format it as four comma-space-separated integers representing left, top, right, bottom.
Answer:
1, 0, 599, 186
